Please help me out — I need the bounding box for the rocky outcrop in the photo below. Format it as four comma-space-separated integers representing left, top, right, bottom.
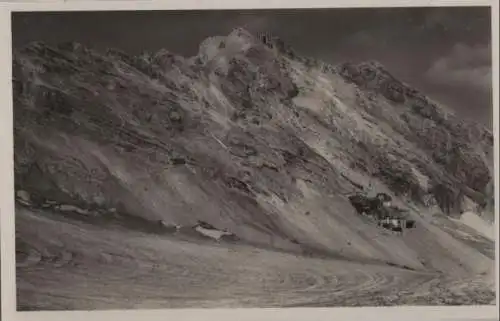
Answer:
336, 59, 492, 214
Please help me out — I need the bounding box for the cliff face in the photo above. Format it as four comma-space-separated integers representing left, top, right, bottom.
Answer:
13, 28, 494, 273
336, 60, 493, 215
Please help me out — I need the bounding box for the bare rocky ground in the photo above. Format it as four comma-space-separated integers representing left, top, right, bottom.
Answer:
13, 28, 496, 310
15, 201, 495, 310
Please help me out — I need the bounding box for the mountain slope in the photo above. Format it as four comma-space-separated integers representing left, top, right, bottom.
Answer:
13, 28, 495, 309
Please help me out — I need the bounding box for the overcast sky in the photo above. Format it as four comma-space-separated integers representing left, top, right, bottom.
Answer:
12, 6, 493, 128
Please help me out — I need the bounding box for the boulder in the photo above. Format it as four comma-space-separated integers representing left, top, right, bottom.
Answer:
16, 190, 31, 205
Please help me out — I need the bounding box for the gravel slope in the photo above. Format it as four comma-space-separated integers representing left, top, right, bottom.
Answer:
16, 204, 495, 310
13, 28, 496, 310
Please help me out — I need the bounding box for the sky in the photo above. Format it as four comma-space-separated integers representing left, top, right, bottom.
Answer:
12, 6, 493, 128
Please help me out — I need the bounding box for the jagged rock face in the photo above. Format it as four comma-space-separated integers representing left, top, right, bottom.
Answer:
339, 61, 408, 103
336, 60, 493, 215
13, 27, 494, 268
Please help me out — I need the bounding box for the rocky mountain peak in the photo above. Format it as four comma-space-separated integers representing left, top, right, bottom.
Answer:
338, 60, 409, 101
12, 27, 494, 270
228, 26, 256, 40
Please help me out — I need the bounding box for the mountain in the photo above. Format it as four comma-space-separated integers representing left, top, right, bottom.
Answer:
13, 27, 495, 309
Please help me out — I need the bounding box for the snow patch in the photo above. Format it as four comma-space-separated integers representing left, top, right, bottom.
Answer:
411, 167, 429, 190
55, 204, 90, 216
452, 211, 495, 241
194, 226, 233, 241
